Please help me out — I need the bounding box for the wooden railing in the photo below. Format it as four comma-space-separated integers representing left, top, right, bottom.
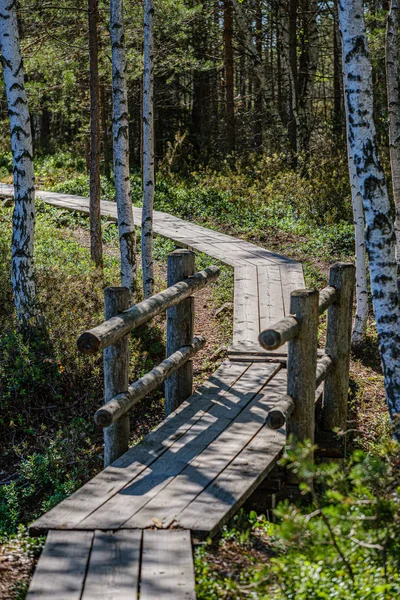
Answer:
259, 262, 355, 454
78, 249, 220, 466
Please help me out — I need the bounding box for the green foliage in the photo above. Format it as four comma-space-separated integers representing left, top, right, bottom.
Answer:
195, 441, 400, 599
0, 202, 168, 535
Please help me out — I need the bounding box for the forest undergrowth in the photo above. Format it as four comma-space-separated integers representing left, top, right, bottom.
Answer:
0, 152, 398, 598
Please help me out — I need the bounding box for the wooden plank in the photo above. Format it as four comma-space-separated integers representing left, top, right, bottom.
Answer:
26, 530, 93, 599
124, 367, 286, 529
233, 264, 259, 345
176, 370, 288, 537
140, 530, 196, 600
81, 530, 141, 600
257, 264, 285, 331
280, 263, 305, 315
30, 361, 249, 534
77, 363, 280, 530
183, 426, 285, 538
215, 240, 293, 266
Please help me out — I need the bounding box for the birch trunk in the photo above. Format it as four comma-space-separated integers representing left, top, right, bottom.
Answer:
348, 144, 369, 346
386, 0, 400, 263
110, 0, 136, 296
88, 0, 103, 269
142, 0, 155, 299
0, 0, 37, 326
339, 0, 400, 436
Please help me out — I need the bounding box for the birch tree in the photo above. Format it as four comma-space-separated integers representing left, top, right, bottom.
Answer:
110, 0, 136, 296
0, 0, 37, 327
386, 0, 400, 263
339, 0, 400, 436
348, 145, 369, 346
142, 0, 155, 299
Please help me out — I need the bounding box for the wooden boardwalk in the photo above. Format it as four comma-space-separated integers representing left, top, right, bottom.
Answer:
0, 185, 305, 598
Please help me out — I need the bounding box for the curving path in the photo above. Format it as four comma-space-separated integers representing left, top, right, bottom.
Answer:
0, 184, 306, 599
0, 184, 304, 355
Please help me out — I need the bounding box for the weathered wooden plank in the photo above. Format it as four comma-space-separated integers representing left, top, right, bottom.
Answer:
280, 263, 305, 315
77, 363, 280, 530
140, 530, 196, 600
81, 530, 141, 600
26, 530, 93, 599
257, 264, 285, 331
30, 361, 250, 534
124, 367, 285, 529
233, 264, 259, 345
176, 371, 288, 536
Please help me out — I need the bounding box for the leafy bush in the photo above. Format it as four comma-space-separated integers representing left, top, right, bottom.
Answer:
0, 203, 166, 534
195, 440, 400, 599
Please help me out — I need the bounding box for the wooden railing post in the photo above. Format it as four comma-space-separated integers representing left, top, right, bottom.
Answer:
287, 289, 319, 444
103, 287, 130, 467
165, 250, 195, 415
321, 262, 355, 435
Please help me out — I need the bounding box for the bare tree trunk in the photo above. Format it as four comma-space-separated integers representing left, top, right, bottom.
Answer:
224, 0, 235, 153
386, 0, 400, 264
110, 0, 136, 297
297, 0, 319, 154
333, 0, 343, 136
88, 0, 103, 269
348, 143, 369, 346
339, 0, 400, 436
0, 0, 37, 327
232, 0, 287, 148
253, 0, 263, 150
100, 83, 112, 178
142, 0, 155, 298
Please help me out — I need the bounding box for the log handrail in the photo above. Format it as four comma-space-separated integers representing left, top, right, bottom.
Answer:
259, 262, 355, 448
95, 336, 206, 428
77, 250, 220, 467
259, 285, 339, 353
77, 265, 220, 355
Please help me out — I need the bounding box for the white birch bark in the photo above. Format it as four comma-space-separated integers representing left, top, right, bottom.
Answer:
386, 0, 400, 263
0, 0, 37, 326
142, 0, 155, 299
339, 0, 400, 435
348, 143, 369, 346
110, 0, 136, 296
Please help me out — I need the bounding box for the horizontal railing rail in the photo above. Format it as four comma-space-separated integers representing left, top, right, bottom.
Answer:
77, 265, 220, 355
259, 262, 355, 456
95, 336, 206, 427
77, 249, 220, 467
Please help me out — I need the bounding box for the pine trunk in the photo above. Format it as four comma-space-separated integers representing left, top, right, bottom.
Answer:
386, 0, 400, 264
224, 0, 235, 153
142, 0, 155, 299
88, 0, 103, 269
297, 0, 319, 154
110, 0, 136, 297
0, 0, 37, 326
339, 0, 400, 436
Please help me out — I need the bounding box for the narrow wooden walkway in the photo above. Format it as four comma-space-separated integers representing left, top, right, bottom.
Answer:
0, 184, 304, 353
0, 185, 305, 598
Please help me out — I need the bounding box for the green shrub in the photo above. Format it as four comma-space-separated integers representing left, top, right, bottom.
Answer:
195, 440, 400, 599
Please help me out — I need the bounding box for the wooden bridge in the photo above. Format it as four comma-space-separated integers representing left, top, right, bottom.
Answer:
0, 186, 354, 599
